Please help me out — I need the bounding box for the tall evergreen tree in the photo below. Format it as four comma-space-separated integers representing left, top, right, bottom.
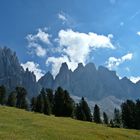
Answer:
103, 112, 108, 125
80, 97, 92, 121
121, 100, 136, 129
75, 103, 86, 121
31, 97, 37, 111
16, 87, 29, 110
63, 90, 74, 117
46, 88, 54, 112
75, 97, 91, 121
113, 108, 121, 127
35, 93, 44, 113
53, 87, 65, 116
93, 104, 101, 123
7, 91, 17, 107
41, 88, 51, 115
135, 99, 140, 129
53, 87, 74, 117
0, 85, 6, 105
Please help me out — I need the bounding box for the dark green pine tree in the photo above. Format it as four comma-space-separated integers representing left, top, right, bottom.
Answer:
103, 112, 108, 125
46, 88, 54, 112
121, 100, 136, 129
75, 104, 86, 121
35, 93, 44, 113
80, 97, 92, 121
75, 97, 91, 121
41, 88, 51, 115
53, 87, 65, 116
113, 108, 121, 128
135, 99, 140, 129
31, 97, 37, 111
63, 90, 74, 117
16, 87, 29, 110
93, 104, 101, 123
0, 85, 6, 105
7, 91, 17, 107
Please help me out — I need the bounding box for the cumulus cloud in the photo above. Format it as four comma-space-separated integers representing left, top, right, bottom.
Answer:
21, 61, 44, 81
27, 28, 51, 44
137, 31, 140, 36
129, 76, 140, 83
106, 53, 133, 70
28, 42, 47, 57
26, 28, 51, 57
46, 29, 115, 76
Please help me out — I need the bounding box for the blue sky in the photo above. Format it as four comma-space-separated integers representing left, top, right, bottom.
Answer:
0, 0, 140, 82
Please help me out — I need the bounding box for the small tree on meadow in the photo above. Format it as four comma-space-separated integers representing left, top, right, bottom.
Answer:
93, 104, 101, 123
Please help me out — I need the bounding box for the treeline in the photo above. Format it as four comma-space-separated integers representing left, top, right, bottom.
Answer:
0, 85, 140, 130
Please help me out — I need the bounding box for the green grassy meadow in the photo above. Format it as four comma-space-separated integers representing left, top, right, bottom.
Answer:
0, 106, 140, 140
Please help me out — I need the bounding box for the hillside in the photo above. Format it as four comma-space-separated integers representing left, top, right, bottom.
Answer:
0, 106, 140, 140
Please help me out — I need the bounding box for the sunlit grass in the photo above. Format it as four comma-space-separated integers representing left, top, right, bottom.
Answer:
0, 106, 140, 140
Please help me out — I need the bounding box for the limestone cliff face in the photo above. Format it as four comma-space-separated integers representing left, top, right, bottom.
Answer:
0, 47, 139, 100
39, 62, 139, 100
0, 47, 39, 97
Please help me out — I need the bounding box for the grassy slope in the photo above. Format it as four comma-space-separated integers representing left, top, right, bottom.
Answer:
0, 106, 140, 140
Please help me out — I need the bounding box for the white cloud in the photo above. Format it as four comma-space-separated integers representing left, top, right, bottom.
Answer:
26, 28, 51, 44
46, 29, 115, 77
129, 76, 140, 83
26, 28, 51, 57
21, 61, 44, 81
28, 42, 46, 57
58, 13, 67, 23
46, 55, 78, 77
137, 31, 140, 36
106, 53, 133, 70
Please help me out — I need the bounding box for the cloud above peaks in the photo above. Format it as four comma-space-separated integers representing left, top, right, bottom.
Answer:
21, 61, 44, 81
26, 28, 51, 57
106, 53, 133, 70
46, 29, 115, 77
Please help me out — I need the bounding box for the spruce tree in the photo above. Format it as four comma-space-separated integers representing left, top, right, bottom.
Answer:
53, 87, 65, 116
80, 97, 92, 121
46, 88, 54, 112
63, 90, 74, 117
121, 100, 135, 129
16, 87, 29, 110
35, 93, 44, 113
0, 85, 6, 105
103, 112, 108, 125
31, 97, 37, 111
93, 104, 101, 123
75, 104, 86, 121
7, 91, 17, 107
75, 97, 91, 121
41, 88, 51, 115
135, 99, 140, 129
113, 108, 121, 127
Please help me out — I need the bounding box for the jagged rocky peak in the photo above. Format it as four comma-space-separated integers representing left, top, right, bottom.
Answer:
59, 62, 69, 73
0, 47, 23, 77
98, 66, 117, 77
74, 63, 84, 72
120, 76, 134, 85
38, 71, 54, 89
85, 62, 96, 72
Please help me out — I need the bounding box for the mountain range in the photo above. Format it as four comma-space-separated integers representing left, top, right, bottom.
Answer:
0, 47, 140, 116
